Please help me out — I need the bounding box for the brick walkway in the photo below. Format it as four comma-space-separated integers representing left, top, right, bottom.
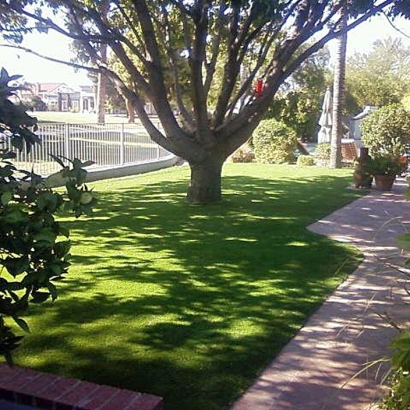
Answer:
232, 179, 410, 410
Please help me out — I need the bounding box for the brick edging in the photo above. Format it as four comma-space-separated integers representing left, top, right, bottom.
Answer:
0, 363, 163, 410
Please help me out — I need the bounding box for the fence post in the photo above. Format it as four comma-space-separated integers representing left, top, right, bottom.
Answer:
120, 123, 125, 165
64, 123, 71, 161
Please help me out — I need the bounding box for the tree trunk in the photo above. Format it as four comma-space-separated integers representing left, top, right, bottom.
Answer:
330, 6, 347, 169
96, 30, 108, 124
126, 98, 135, 123
187, 159, 224, 204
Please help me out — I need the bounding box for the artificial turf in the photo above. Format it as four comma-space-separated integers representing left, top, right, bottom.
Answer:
12, 164, 364, 409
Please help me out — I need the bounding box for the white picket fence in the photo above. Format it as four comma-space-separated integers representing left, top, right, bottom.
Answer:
8, 122, 172, 176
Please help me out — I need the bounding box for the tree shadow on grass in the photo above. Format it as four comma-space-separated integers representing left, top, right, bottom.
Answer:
14, 170, 364, 410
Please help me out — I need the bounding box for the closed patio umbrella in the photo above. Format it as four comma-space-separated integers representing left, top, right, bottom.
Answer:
318, 88, 333, 143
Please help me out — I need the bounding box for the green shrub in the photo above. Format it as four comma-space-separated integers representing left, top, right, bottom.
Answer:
401, 94, 410, 112
253, 119, 297, 164
381, 332, 410, 410
296, 155, 315, 166
361, 104, 410, 157
315, 142, 331, 160
0, 68, 95, 364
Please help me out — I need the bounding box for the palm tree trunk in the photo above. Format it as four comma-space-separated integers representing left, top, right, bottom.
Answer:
97, 43, 107, 124
330, 6, 347, 168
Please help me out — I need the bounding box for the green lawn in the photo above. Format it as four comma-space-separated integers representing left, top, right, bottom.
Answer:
34, 111, 142, 124
13, 164, 364, 410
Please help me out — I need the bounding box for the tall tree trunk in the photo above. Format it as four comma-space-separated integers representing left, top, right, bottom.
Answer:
187, 156, 224, 204
97, 43, 108, 124
330, 7, 347, 168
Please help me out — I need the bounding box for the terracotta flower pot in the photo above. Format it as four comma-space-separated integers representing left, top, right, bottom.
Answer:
374, 174, 395, 191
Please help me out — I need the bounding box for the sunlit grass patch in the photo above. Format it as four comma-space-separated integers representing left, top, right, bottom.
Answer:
14, 164, 364, 410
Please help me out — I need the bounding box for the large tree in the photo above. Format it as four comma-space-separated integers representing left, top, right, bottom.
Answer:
0, 0, 407, 204
346, 37, 410, 109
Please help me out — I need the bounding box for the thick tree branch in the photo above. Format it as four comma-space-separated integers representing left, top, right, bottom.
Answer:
157, 1, 195, 131
203, 1, 226, 98
131, 0, 184, 139
189, 1, 215, 147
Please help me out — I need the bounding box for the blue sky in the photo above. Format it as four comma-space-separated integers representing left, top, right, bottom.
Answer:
1, 13, 409, 86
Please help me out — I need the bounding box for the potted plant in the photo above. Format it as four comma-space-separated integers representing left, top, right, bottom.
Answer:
366, 155, 404, 191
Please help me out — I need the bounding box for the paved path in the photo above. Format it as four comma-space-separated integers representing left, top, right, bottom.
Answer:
232, 180, 410, 410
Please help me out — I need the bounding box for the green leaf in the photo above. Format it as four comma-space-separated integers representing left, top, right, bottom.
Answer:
397, 234, 410, 251
59, 226, 70, 238
3, 257, 29, 277
82, 160, 95, 167
3, 208, 29, 224
31, 291, 50, 304
47, 282, 58, 301
53, 240, 71, 258
49, 154, 66, 168
33, 229, 57, 247
12, 317, 30, 333
1, 191, 13, 206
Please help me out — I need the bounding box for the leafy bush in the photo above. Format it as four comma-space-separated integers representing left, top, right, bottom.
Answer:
253, 119, 297, 164
0, 68, 95, 364
361, 104, 410, 157
24, 95, 47, 112
365, 155, 406, 177
380, 233, 410, 410
401, 94, 410, 112
381, 332, 410, 410
231, 142, 255, 163
296, 155, 315, 166
315, 142, 331, 160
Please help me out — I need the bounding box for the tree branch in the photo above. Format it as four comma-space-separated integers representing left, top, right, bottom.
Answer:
189, 1, 215, 147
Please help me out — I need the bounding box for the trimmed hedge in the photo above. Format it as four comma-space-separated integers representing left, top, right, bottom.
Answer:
361, 104, 410, 157
297, 155, 315, 166
253, 119, 297, 164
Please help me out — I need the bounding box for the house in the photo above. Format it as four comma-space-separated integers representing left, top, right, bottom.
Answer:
349, 106, 378, 140
32, 82, 96, 112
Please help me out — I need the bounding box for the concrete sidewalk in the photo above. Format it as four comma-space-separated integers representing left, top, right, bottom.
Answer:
232, 180, 410, 410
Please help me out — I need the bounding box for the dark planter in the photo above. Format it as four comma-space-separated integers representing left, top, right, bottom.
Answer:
374, 174, 396, 191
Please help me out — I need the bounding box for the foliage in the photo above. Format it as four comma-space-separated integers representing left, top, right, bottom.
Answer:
12, 164, 364, 410
381, 231, 410, 410
346, 38, 410, 109
268, 47, 330, 142
0, 1, 407, 203
315, 142, 331, 160
296, 155, 315, 166
365, 155, 405, 177
230, 142, 254, 163
0, 68, 95, 364
23, 95, 47, 112
401, 94, 410, 112
361, 104, 410, 157
382, 332, 410, 410
253, 119, 297, 164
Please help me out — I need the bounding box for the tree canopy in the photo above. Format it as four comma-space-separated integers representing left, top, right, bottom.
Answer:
346, 37, 410, 109
0, 0, 408, 203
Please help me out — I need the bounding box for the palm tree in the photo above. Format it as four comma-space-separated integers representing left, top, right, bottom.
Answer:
96, 42, 107, 124
330, 3, 347, 168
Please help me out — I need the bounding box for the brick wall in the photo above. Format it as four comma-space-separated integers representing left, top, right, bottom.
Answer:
0, 363, 163, 410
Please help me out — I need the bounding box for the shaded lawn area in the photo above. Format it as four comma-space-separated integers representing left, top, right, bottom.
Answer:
34, 111, 138, 124
13, 164, 364, 410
